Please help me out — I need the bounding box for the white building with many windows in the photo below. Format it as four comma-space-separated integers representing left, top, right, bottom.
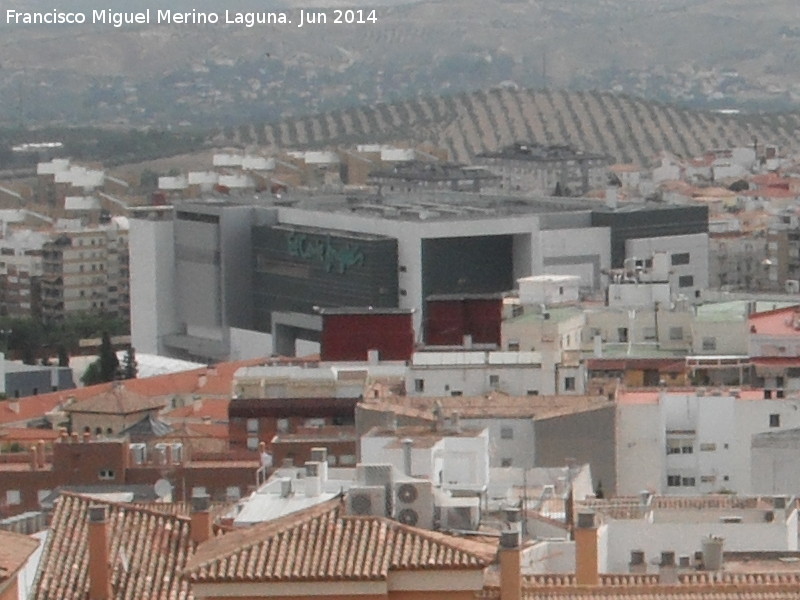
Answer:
616, 388, 800, 496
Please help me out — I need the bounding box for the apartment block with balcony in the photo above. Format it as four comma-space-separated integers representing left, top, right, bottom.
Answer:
40, 223, 129, 321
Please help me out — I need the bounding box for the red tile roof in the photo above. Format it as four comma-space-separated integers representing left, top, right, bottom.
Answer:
65, 384, 166, 415
32, 493, 197, 600
13, 357, 270, 428
0, 529, 38, 582
184, 498, 496, 583
0, 396, 67, 426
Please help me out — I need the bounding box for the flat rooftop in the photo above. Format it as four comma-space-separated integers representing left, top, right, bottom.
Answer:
272, 191, 597, 222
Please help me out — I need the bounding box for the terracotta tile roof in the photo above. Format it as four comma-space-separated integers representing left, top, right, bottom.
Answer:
184, 498, 496, 583
362, 393, 612, 421
0, 427, 60, 442
32, 492, 196, 600
0, 529, 38, 581
0, 396, 69, 426
65, 384, 166, 415
477, 573, 800, 599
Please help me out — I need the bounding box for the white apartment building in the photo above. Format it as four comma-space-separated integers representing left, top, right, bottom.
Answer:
616, 388, 800, 496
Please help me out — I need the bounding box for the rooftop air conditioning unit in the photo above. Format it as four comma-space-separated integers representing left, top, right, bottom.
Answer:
393, 480, 434, 529
346, 486, 387, 517
357, 463, 394, 515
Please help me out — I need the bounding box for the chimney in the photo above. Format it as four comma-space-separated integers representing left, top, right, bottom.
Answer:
659, 551, 677, 584
87, 505, 112, 600
83, 431, 91, 443
190, 492, 212, 545
575, 512, 599, 585
71, 432, 79, 443
304, 461, 322, 497
402, 438, 413, 476
463, 334, 473, 349
499, 523, 522, 600
280, 478, 293, 498
29, 445, 38, 471
450, 411, 461, 433
629, 549, 646, 574
8, 399, 19, 414
367, 349, 380, 365
37, 439, 46, 469
310, 447, 328, 482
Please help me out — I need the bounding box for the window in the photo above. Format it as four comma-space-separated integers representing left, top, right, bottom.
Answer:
681, 444, 693, 454
501, 458, 513, 467
679, 275, 694, 288
527, 390, 539, 396
702, 337, 717, 351
669, 327, 683, 341
672, 252, 691, 266
414, 378, 424, 392
564, 376, 576, 391
618, 327, 629, 343
246, 436, 259, 450
450, 390, 463, 397
489, 374, 500, 387
99, 469, 115, 480
682, 477, 696, 487
643, 327, 657, 341
501, 426, 514, 440
246, 418, 259, 433
226, 486, 241, 501
667, 475, 681, 487
277, 418, 290, 433
770, 413, 781, 428
666, 441, 681, 455
339, 454, 356, 465
700, 475, 716, 483
6, 490, 21, 505
37, 489, 51, 504
508, 340, 520, 351
700, 443, 716, 452
192, 487, 207, 496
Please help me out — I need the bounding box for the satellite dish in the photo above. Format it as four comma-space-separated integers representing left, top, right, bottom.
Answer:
154, 478, 172, 500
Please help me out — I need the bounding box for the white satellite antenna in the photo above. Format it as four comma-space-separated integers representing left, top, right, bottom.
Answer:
154, 478, 172, 501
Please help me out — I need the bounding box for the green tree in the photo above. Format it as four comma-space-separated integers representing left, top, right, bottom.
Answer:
81, 361, 103, 386
98, 331, 120, 381
122, 347, 138, 380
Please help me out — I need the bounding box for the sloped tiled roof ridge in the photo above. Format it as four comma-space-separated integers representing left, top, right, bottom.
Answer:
32, 492, 196, 600
184, 497, 496, 583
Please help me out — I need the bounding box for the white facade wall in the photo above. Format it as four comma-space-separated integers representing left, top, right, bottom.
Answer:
518, 275, 581, 305
607, 282, 671, 308
626, 233, 709, 302
539, 227, 610, 290
617, 392, 800, 496
615, 403, 664, 496
752, 434, 800, 494
130, 213, 177, 355
359, 429, 489, 492
691, 318, 748, 355
600, 514, 797, 573
462, 417, 536, 469
407, 355, 548, 397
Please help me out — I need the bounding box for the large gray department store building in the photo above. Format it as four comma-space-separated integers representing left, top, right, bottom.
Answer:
130, 192, 708, 363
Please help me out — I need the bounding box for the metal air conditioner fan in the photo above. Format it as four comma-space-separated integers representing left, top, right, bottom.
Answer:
397, 508, 419, 526
396, 483, 418, 504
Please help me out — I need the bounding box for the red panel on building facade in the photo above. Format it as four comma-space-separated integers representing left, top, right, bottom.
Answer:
320, 310, 415, 361
425, 297, 502, 346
